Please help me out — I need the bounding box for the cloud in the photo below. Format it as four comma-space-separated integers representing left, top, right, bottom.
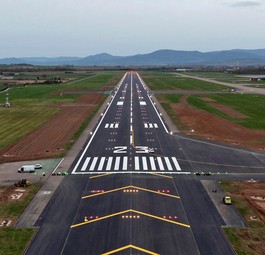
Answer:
229, 1, 263, 7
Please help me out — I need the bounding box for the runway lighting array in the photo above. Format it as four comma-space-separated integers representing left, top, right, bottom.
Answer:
163, 216, 178, 219
90, 190, 105, 193
123, 189, 139, 193
157, 190, 170, 193
122, 215, 140, 219
84, 216, 100, 221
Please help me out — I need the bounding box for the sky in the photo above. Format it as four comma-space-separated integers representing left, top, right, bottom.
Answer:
0, 0, 265, 57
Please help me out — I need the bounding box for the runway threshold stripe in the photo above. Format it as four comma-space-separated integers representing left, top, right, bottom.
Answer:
105, 124, 109, 128
98, 157, 105, 171
144, 123, 148, 128
157, 157, 165, 171
135, 157, 140, 170
123, 157, 128, 170
81, 157, 91, 171
114, 157, 120, 171
154, 123, 158, 128
165, 157, 173, 171
172, 157, 181, 171
89, 157, 98, 171
106, 157, 113, 171
149, 123, 153, 128
110, 123, 114, 128
142, 157, 148, 170
150, 157, 156, 171
115, 123, 119, 128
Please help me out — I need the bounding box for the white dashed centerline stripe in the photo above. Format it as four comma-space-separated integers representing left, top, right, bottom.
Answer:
114, 157, 120, 171
142, 157, 148, 170
81, 157, 91, 171
165, 157, 173, 171
150, 157, 156, 170
123, 157, 128, 170
135, 157, 140, 170
157, 157, 165, 171
172, 157, 181, 171
106, 157, 113, 171
98, 157, 105, 171
89, 157, 98, 171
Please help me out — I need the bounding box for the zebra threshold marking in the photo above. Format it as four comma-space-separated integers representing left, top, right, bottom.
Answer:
72, 156, 182, 174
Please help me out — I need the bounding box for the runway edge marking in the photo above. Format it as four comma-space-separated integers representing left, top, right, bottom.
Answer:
71, 73, 127, 174
136, 72, 169, 134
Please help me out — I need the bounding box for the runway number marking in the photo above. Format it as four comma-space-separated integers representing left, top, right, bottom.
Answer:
113, 146, 127, 154
113, 146, 149, 154
135, 146, 149, 153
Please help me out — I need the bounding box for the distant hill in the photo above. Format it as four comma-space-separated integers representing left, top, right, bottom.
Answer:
1, 49, 265, 66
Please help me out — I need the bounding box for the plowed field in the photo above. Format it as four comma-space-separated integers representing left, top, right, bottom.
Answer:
0, 94, 103, 162
172, 96, 265, 150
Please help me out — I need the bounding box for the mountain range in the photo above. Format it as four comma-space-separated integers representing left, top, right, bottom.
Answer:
1, 49, 265, 66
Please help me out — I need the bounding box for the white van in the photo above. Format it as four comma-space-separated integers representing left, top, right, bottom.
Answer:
18, 165, 36, 173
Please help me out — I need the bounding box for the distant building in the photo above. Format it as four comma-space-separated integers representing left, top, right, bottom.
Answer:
250, 77, 265, 81
0, 75, 13, 80
176, 69, 193, 72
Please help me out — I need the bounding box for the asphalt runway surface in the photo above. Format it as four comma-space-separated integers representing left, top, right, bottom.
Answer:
26, 72, 265, 255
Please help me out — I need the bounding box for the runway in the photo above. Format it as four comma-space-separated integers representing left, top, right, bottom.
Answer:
25, 72, 265, 255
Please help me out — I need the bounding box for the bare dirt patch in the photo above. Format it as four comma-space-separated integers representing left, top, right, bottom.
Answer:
0, 186, 30, 227
210, 103, 248, 119
6, 79, 71, 85
0, 186, 29, 203
0, 94, 103, 162
201, 97, 216, 102
171, 95, 265, 150
226, 181, 265, 221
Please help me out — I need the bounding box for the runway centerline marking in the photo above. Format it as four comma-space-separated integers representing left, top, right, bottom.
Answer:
82, 185, 180, 199
101, 244, 160, 255
70, 209, 189, 229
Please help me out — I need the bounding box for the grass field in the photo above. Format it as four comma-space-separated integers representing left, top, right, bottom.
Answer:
187, 94, 265, 130
220, 181, 265, 255
156, 94, 186, 130
0, 228, 35, 255
0, 84, 8, 91
0, 107, 58, 150
0, 72, 122, 151
141, 72, 230, 91
0, 183, 41, 255
65, 72, 121, 90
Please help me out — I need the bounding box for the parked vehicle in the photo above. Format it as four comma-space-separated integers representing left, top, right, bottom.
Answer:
18, 165, 35, 173
223, 196, 232, 205
34, 163, 43, 169
14, 179, 30, 187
